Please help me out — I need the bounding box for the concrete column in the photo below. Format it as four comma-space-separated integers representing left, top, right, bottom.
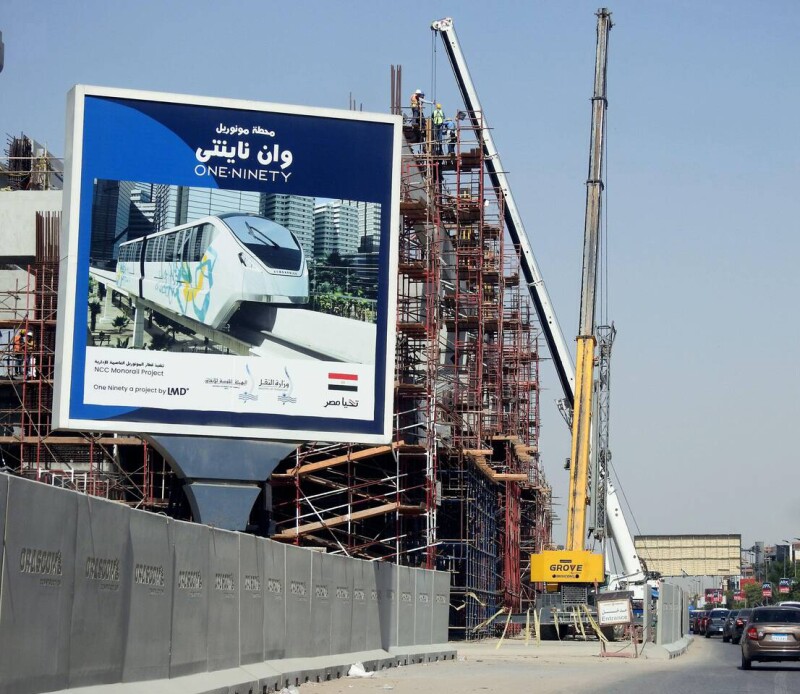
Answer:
132, 303, 145, 348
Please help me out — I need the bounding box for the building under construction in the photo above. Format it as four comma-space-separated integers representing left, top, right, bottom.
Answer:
0, 134, 171, 511
1, 85, 552, 640
268, 92, 552, 638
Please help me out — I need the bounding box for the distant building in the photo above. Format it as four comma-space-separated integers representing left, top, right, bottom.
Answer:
90, 179, 134, 267
262, 194, 315, 259
313, 200, 359, 260
342, 199, 382, 254
152, 184, 260, 232
634, 533, 742, 577
125, 183, 156, 241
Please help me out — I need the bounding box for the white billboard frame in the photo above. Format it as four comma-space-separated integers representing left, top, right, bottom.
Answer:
54, 85, 401, 444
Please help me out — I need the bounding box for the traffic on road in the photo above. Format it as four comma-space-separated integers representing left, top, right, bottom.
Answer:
692, 603, 800, 671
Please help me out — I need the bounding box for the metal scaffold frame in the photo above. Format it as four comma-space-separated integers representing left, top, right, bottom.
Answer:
0, 212, 168, 508
268, 86, 552, 640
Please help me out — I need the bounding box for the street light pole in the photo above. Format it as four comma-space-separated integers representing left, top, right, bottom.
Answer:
794, 538, 800, 581
782, 540, 791, 580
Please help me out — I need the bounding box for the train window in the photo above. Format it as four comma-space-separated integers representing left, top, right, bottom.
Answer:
145, 240, 155, 262
165, 233, 176, 262
135, 243, 142, 262
175, 230, 186, 262
222, 215, 303, 271
183, 227, 197, 263
189, 223, 213, 262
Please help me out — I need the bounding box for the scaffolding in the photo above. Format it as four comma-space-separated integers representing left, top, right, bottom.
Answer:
0, 211, 170, 509
269, 98, 552, 639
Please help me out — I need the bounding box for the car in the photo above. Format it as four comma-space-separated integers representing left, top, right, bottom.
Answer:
722, 609, 739, 642
741, 606, 800, 669
730, 608, 753, 645
698, 612, 710, 635
691, 610, 707, 633
705, 608, 730, 638
776, 601, 800, 609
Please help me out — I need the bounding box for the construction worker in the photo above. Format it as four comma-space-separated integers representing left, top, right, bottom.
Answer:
410, 89, 424, 128
12, 329, 29, 378
24, 331, 35, 378
444, 118, 457, 156
433, 103, 445, 152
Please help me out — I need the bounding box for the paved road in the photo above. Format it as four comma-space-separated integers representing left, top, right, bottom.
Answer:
309, 635, 798, 694
607, 633, 800, 694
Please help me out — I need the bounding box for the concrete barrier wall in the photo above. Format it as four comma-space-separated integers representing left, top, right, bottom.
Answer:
656, 582, 685, 645
124, 507, 172, 682
69, 495, 131, 687
0, 477, 78, 694
264, 539, 287, 660
0, 475, 451, 693
284, 542, 312, 658
239, 533, 265, 665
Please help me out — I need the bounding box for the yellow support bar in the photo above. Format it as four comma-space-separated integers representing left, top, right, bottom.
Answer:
566, 334, 596, 551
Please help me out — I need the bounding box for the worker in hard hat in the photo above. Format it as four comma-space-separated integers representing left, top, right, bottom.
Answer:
11, 329, 33, 378
444, 117, 457, 156
410, 89, 424, 128
432, 103, 445, 153
24, 330, 36, 378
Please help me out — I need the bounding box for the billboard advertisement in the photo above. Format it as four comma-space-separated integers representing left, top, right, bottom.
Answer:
704, 588, 722, 605
54, 86, 401, 442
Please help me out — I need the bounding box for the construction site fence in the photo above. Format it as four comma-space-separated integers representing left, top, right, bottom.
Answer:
0, 474, 451, 694
656, 582, 689, 645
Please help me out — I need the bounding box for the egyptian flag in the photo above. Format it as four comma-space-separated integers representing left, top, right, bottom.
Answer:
328, 372, 358, 392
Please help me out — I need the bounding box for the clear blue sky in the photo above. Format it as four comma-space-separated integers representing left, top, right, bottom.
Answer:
3, 0, 799, 553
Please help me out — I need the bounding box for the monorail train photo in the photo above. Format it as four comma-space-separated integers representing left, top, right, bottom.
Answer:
117, 213, 308, 330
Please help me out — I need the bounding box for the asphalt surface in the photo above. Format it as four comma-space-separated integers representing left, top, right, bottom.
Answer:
608, 632, 800, 694
299, 634, 799, 694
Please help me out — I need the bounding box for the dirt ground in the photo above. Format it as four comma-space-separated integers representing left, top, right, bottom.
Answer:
296, 637, 701, 694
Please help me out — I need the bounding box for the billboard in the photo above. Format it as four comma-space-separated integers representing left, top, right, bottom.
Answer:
54, 86, 401, 443
704, 588, 722, 605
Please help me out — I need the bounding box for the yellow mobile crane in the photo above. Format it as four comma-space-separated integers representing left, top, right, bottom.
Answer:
432, 8, 614, 609
529, 8, 612, 593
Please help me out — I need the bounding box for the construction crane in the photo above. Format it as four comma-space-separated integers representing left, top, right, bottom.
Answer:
430, 17, 576, 407
528, 8, 612, 594
432, 10, 651, 610
433, 10, 610, 587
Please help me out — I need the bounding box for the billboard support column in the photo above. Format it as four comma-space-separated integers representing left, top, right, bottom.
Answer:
133, 305, 145, 348
147, 436, 297, 531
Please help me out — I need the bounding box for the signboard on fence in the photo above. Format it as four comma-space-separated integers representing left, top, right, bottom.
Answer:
54, 86, 401, 443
